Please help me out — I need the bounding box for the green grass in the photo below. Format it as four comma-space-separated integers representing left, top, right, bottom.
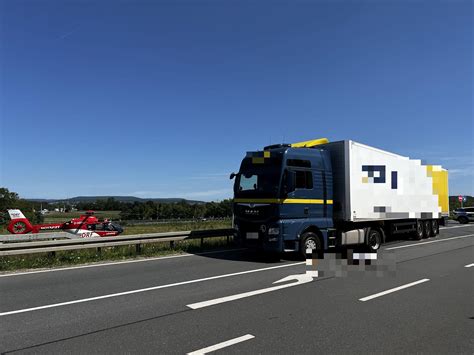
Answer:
0, 236, 234, 272
122, 220, 231, 235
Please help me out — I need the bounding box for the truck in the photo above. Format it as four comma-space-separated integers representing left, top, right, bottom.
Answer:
230, 138, 449, 256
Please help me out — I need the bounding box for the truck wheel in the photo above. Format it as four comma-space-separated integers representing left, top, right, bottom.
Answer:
414, 220, 423, 240
423, 220, 432, 239
431, 219, 439, 237
366, 229, 382, 252
458, 216, 468, 224
300, 232, 322, 259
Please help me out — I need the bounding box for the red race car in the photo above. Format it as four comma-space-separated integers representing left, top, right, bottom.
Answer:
6, 209, 123, 238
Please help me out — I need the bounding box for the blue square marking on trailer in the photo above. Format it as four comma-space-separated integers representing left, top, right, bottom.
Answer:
362, 165, 386, 183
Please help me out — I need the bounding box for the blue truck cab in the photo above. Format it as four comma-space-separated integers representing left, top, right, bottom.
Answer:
231, 140, 336, 254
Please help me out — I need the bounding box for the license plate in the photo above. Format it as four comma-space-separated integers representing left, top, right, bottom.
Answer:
246, 232, 259, 240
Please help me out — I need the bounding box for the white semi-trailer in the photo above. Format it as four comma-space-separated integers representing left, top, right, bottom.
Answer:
230, 138, 449, 255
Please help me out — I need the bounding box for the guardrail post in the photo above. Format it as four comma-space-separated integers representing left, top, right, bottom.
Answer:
47, 251, 56, 259
227, 235, 230, 244
200, 237, 204, 248
97, 247, 102, 256
135, 244, 142, 254
169, 241, 175, 249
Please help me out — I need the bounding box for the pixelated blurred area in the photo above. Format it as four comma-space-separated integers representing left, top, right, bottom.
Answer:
306, 249, 396, 278
246, 150, 271, 164
352, 142, 449, 220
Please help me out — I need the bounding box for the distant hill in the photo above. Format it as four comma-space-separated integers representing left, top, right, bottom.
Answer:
26, 196, 205, 204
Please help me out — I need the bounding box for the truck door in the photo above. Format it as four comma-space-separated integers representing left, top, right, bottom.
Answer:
286, 168, 326, 221
283, 168, 311, 219
281, 154, 329, 227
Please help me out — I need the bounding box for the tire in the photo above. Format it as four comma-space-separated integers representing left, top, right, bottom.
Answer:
431, 219, 439, 237
414, 220, 424, 240
366, 228, 382, 252
458, 216, 469, 224
300, 232, 322, 259
423, 220, 432, 239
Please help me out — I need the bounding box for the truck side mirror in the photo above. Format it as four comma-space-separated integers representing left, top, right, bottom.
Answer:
229, 172, 236, 180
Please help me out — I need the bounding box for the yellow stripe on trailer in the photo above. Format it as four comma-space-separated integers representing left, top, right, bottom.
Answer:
426, 165, 449, 214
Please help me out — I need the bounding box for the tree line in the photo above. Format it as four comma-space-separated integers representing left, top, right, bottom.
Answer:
0, 188, 44, 224
449, 195, 474, 211
0, 187, 232, 223
75, 198, 232, 220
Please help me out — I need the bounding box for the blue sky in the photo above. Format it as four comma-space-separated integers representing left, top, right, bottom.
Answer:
0, 0, 472, 201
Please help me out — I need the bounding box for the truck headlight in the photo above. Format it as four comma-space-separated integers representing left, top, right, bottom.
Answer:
268, 227, 279, 235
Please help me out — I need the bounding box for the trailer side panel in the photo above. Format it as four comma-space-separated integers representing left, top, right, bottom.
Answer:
349, 141, 445, 221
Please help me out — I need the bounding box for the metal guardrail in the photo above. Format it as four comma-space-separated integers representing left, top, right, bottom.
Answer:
0, 232, 71, 243
0, 229, 235, 256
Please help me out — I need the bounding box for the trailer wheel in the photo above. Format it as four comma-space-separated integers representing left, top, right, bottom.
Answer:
366, 229, 382, 252
423, 220, 432, 239
414, 220, 424, 240
300, 232, 322, 259
431, 220, 439, 237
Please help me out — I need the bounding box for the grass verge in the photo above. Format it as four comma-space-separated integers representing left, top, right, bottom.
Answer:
0, 236, 234, 273
122, 220, 231, 235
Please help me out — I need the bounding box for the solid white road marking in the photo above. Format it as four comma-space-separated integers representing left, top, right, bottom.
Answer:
0, 262, 304, 316
440, 224, 473, 230
187, 334, 255, 355
385, 234, 474, 250
187, 273, 313, 310
359, 279, 430, 302
0, 248, 246, 278
464, 263, 474, 268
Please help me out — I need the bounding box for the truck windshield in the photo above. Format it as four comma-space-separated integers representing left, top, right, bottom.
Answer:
234, 157, 282, 198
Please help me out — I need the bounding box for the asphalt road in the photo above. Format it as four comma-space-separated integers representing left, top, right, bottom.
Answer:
1, 222, 473, 354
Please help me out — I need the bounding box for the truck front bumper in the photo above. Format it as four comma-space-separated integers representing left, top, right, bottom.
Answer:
234, 221, 283, 253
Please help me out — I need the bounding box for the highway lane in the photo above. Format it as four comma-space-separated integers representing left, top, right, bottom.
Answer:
0, 223, 472, 354
0, 249, 309, 313
0, 222, 470, 311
